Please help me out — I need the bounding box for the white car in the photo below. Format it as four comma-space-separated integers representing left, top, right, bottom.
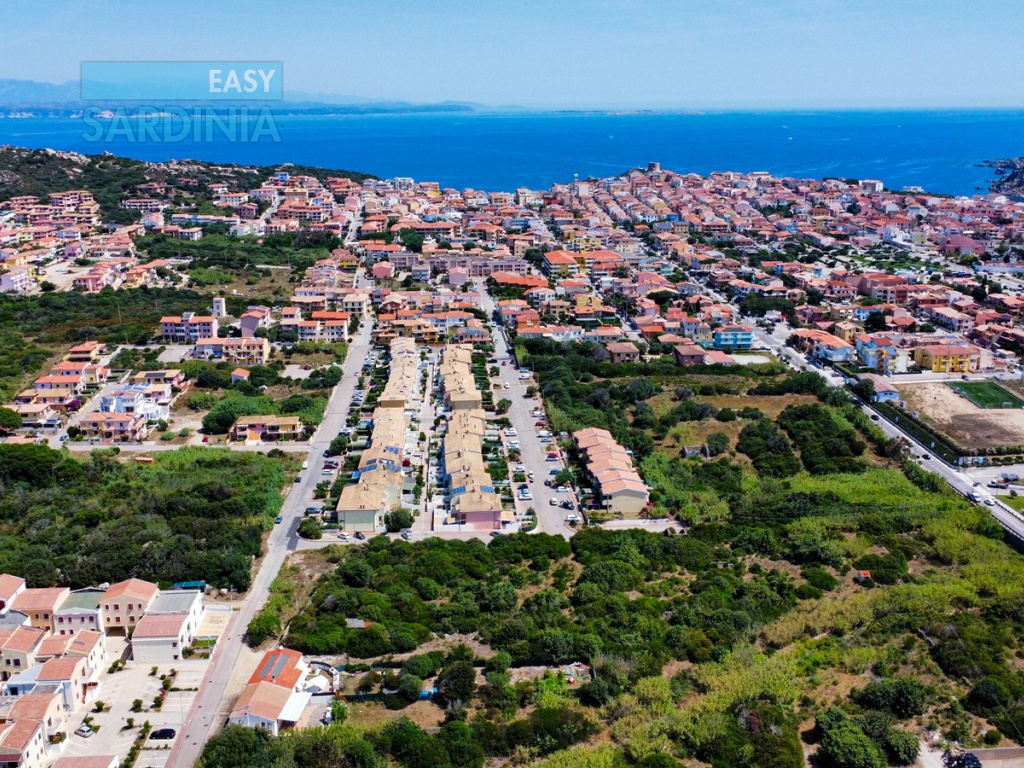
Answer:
549, 498, 559, 506
503, 383, 510, 389
507, 441, 521, 449
565, 514, 580, 523
505, 428, 517, 436
556, 486, 570, 493
301, 461, 309, 470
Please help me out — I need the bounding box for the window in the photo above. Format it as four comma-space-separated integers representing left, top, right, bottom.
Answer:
115, 617, 121, 623
58, 617, 64, 623
171, 641, 178, 648
113, 604, 119, 610
14, 659, 20, 667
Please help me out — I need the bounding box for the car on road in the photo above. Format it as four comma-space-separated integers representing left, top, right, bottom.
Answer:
527, 472, 535, 482
560, 500, 574, 509
503, 383, 510, 389
294, 476, 302, 483
401, 530, 412, 540
507, 441, 521, 449
922, 454, 931, 460
301, 461, 309, 469
556, 486, 569, 493
549, 498, 559, 506
504, 428, 517, 436
202, 435, 209, 443
150, 728, 176, 740
870, 414, 879, 421
534, 421, 546, 427
489, 531, 502, 538
274, 515, 283, 524
962, 374, 970, 381
354, 532, 366, 540
338, 532, 349, 541
323, 449, 331, 457
305, 506, 322, 515
565, 514, 580, 523
59, 434, 69, 442
985, 498, 996, 506
75, 725, 93, 738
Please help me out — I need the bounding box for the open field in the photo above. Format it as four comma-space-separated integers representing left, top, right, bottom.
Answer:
899, 382, 1024, 449
947, 380, 1024, 409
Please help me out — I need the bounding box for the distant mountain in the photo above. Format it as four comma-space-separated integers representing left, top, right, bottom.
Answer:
0, 79, 81, 103
0, 79, 486, 116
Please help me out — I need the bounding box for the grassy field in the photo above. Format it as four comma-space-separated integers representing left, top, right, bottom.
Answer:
947, 380, 1024, 409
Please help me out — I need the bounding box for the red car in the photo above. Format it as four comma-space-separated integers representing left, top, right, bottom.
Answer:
534, 421, 545, 426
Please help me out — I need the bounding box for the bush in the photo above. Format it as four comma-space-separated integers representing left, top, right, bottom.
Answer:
298, 518, 322, 539
816, 708, 886, 768
245, 611, 281, 647
856, 678, 927, 718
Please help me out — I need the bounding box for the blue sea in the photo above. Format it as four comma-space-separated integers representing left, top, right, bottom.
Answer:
0, 110, 1022, 197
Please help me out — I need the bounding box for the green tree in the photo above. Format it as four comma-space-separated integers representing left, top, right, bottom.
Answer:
817, 709, 886, 768
384, 509, 414, 532
298, 518, 322, 539
495, 398, 512, 415
436, 661, 477, 709
0, 407, 22, 433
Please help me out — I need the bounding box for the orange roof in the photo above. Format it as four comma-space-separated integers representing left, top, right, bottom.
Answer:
0, 573, 25, 599
38, 656, 84, 682
248, 648, 304, 689
132, 613, 187, 639
230, 680, 291, 722
1, 626, 45, 653
101, 578, 158, 603
0, 718, 42, 752
11, 587, 68, 614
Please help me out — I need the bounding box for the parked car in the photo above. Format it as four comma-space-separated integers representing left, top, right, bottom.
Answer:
301, 461, 309, 470
294, 476, 302, 483
354, 532, 366, 540
338, 532, 349, 541
274, 515, 283, 524
150, 728, 176, 740
549, 498, 559, 506
75, 725, 94, 738
489, 531, 502, 538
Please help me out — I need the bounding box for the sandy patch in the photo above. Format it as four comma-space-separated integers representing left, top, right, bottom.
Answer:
898, 382, 1024, 449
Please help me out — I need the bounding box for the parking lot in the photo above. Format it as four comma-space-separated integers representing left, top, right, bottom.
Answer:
59, 650, 211, 768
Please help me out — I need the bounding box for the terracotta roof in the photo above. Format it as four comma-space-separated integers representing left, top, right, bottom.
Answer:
8, 692, 59, 721
230, 680, 291, 722
0, 718, 41, 752
101, 579, 158, 603
248, 648, 304, 689
0, 574, 25, 599
132, 613, 187, 639
0, 625, 46, 655
38, 656, 84, 682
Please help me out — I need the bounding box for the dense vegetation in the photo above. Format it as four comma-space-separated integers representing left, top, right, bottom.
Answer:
0, 444, 288, 589
216, 332, 1024, 766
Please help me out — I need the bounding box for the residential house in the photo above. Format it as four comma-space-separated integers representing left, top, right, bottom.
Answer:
99, 579, 158, 635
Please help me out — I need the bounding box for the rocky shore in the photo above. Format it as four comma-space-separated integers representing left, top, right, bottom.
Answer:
980, 157, 1024, 196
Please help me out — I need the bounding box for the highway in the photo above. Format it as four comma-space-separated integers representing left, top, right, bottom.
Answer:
168, 316, 373, 768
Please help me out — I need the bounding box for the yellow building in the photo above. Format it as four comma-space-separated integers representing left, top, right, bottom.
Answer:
913, 344, 975, 373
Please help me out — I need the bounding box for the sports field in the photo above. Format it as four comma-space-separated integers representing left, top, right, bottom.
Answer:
946, 381, 1024, 409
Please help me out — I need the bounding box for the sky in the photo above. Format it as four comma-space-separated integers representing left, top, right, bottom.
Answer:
2, 0, 1023, 109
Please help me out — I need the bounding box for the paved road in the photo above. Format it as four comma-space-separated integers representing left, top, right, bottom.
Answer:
477, 283, 575, 538
169, 318, 373, 768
